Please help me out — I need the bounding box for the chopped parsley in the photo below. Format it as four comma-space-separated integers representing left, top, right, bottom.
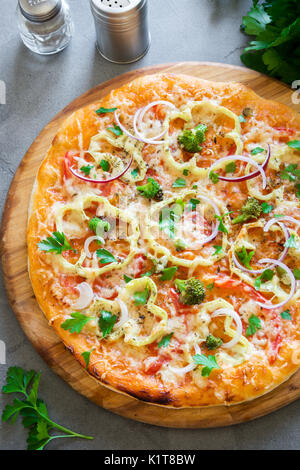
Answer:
239, 113, 246, 123
158, 333, 174, 348
193, 353, 219, 377
209, 171, 219, 184
261, 202, 273, 214
131, 168, 139, 178
183, 169, 189, 176
160, 266, 178, 281
214, 212, 232, 234
124, 274, 133, 283
172, 177, 186, 188
134, 287, 149, 306
281, 309, 292, 320
61, 312, 92, 334
251, 147, 264, 155
236, 246, 255, 269
159, 206, 177, 239
98, 310, 117, 338
100, 159, 110, 172
80, 165, 94, 176
246, 314, 261, 337
95, 106, 117, 115
280, 164, 300, 182
96, 248, 117, 264
254, 268, 274, 290
284, 234, 297, 249
38, 231, 75, 255
293, 268, 300, 280
188, 198, 200, 211
81, 349, 95, 369
287, 140, 300, 151
225, 161, 236, 173
206, 282, 215, 290
213, 245, 223, 256
107, 123, 123, 136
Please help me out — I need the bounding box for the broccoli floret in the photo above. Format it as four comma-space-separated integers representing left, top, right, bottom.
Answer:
137, 177, 163, 200
174, 277, 206, 305
205, 334, 223, 350
89, 217, 111, 235
177, 124, 207, 153
232, 197, 262, 225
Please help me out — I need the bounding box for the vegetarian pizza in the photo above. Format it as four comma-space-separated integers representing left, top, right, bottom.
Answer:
27, 73, 300, 407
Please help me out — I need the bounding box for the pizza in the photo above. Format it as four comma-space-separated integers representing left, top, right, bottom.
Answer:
27, 73, 300, 407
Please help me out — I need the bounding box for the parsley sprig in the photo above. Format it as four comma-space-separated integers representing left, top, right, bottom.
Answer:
1, 367, 93, 450
193, 354, 219, 377
38, 231, 76, 255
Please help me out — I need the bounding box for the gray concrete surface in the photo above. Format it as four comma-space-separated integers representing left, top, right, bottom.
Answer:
0, 0, 299, 450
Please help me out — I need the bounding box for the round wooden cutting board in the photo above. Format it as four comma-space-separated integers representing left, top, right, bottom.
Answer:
1, 62, 300, 428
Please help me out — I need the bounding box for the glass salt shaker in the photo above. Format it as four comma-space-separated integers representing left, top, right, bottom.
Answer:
16, 0, 74, 55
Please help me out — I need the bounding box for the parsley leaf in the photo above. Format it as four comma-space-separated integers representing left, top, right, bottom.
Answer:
159, 207, 177, 239
284, 234, 297, 249
251, 147, 264, 155
134, 287, 149, 306
80, 165, 94, 176
261, 202, 273, 214
96, 248, 117, 264
183, 169, 189, 176
254, 268, 274, 290
239, 113, 246, 123
281, 309, 292, 320
213, 245, 223, 256
209, 171, 219, 184
61, 312, 92, 334
131, 168, 139, 178
172, 177, 186, 188
207, 282, 214, 290
293, 268, 300, 280
160, 266, 178, 281
193, 354, 219, 377
296, 184, 300, 199
107, 123, 123, 136
1, 367, 93, 450
100, 159, 110, 172
214, 212, 232, 234
225, 161, 236, 173
95, 106, 117, 115
98, 310, 117, 338
38, 231, 75, 255
188, 198, 200, 211
236, 246, 255, 269
246, 314, 261, 337
287, 140, 300, 151
280, 164, 300, 182
124, 274, 133, 283
158, 333, 174, 348
81, 349, 95, 369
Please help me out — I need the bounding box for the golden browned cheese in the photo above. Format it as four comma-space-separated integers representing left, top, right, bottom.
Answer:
28, 74, 300, 407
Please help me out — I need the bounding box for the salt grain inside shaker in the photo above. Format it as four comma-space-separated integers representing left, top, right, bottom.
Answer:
90, 0, 150, 64
17, 0, 74, 55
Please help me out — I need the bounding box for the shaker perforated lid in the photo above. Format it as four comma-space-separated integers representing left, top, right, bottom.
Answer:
18, 0, 62, 23
90, 0, 146, 23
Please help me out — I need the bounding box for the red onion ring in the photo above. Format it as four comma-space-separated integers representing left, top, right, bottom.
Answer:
255, 259, 296, 310
265, 216, 300, 234
232, 221, 290, 274
209, 145, 270, 187
65, 151, 133, 184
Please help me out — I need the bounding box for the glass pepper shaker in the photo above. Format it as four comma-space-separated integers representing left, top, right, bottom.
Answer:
16, 0, 74, 55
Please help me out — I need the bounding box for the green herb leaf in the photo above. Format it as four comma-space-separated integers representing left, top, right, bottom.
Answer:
296, 184, 300, 199
287, 140, 300, 151
213, 245, 223, 256
183, 169, 189, 176
1, 367, 93, 450
207, 282, 214, 290
188, 198, 200, 211
193, 354, 219, 377
38, 231, 75, 255
172, 177, 186, 188
236, 246, 255, 269
225, 161, 236, 173
254, 268, 274, 290
261, 202, 273, 214
81, 349, 95, 369
284, 234, 297, 249
280, 164, 300, 182
98, 310, 117, 338
239, 113, 246, 123
100, 160, 110, 172
95, 106, 117, 115
209, 171, 219, 184
96, 248, 117, 264
214, 212, 232, 234
281, 309, 292, 320
134, 287, 149, 306
158, 333, 174, 348
107, 123, 123, 136
251, 147, 264, 155
160, 266, 178, 281
159, 207, 177, 239
246, 314, 261, 337
131, 168, 139, 178
293, 268, 300, 280
61, 312, 92, 334
80, 165, 94, 176
124, 274, 133, 283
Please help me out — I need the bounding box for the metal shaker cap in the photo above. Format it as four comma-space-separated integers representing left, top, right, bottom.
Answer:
91, 0, 146, 26
18, 0, 62, 23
